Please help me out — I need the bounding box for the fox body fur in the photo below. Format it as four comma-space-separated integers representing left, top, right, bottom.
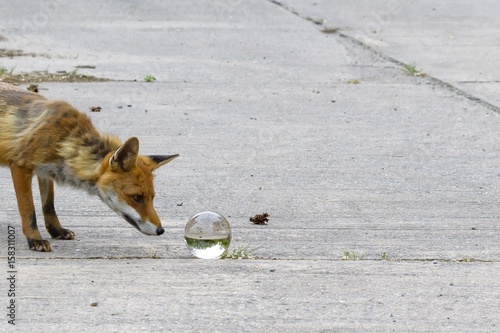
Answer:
0, 82, 178, 251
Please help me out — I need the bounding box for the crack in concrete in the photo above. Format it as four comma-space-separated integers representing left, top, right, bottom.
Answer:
7, 256, 498, 263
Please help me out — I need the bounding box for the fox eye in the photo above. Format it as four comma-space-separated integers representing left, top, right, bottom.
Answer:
132, 195, 144, 203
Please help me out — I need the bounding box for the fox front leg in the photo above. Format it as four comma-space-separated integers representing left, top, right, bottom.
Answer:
38, 177, 75, 240
10, 163, 51, 252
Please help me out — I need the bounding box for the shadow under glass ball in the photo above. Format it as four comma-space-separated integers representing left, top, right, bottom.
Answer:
184, 211, 231, 259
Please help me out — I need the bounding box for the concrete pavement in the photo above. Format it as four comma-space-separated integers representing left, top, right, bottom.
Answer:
281, 0, 500, 108
0, 1, 499, 332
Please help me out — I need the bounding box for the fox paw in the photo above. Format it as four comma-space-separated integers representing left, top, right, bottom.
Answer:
47, 226, 76, 240
27, 239, 52, 252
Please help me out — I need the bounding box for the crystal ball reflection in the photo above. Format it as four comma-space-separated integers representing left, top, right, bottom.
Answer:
184, 211, 231, 259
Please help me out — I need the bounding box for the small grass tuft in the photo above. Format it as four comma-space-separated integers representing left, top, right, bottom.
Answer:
0, 65, 16, 77
381, 251, 390, 260
8, 64, 16, 76
342, 249, 362, 261
221, 243, 258, 260
347, 79, 361, 84
402, 63, 426, 77
459, 257, 476, 263
144, 74, 156, 82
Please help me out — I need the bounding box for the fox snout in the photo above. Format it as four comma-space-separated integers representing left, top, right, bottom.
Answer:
99, 188, 165, 236
123, 213, 164, 235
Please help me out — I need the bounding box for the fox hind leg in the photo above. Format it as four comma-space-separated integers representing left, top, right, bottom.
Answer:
10, 163, 51, 252
38, 177, 75, 240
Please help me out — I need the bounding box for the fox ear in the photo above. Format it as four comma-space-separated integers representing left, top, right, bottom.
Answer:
110, 137, 139, 171
148, 154, 179, 171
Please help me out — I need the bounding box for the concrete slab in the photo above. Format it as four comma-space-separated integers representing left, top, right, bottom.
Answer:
0, 0, 499, 332
13, 259, 500, 332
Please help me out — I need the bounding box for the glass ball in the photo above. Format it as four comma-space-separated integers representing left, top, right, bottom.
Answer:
184, 211, 231, 259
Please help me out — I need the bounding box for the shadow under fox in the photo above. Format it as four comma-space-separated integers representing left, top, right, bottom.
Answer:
0, 82, 178, 252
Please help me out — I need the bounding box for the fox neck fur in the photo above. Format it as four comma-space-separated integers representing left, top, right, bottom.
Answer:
33, 135, 121, 195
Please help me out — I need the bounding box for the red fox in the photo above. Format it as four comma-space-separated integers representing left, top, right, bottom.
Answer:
0, 82, 178, 252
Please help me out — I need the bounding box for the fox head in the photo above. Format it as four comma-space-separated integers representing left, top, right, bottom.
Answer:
97, 137, 178, 236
